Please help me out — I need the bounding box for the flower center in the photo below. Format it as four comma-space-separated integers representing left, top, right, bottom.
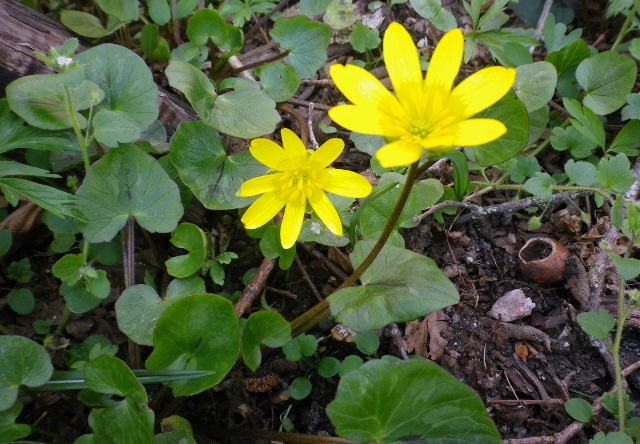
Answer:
409, 120, 431, 139
280, 166, 317, 204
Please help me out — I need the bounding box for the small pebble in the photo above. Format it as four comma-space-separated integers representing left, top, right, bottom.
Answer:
488, 289, 535, 322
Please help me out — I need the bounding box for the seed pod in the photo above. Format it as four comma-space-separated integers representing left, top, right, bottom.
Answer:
518, 237, 571, 284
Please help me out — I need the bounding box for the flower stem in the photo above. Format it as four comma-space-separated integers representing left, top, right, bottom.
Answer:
63, 86, 91, 173
291, 162, 419, 337
613, 278, 628, 433
611, 6, 637, 52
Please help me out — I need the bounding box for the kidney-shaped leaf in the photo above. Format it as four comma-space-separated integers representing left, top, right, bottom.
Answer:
165, 223, 208, 278
76, 44, 159, 146
0, 336, 53, 411
76, 144, 183, 243
241, 311, 292, 371
146, 294, 240, 396
327, 359, 501, 443
210, 88, 280, 138
514, 61, 557, 113
328, 240, 459, 332
171, 121, 267, 210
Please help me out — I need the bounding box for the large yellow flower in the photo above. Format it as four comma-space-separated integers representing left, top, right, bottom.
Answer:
238, 129, 373, 249
329, 23, 517, 168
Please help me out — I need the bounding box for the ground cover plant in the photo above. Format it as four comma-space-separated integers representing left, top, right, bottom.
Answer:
2, 0, 640, 442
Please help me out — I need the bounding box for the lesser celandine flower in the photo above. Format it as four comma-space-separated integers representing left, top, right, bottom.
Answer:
238, 129, 373, 249
329, 23, 517, 168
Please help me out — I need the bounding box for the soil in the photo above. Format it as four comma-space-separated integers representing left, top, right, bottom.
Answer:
1, 0, 638, 443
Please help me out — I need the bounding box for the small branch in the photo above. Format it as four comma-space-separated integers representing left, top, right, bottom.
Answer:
295, 254, 323, 302
235, 257, 277, 317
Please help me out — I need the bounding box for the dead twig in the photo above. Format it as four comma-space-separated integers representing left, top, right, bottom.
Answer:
295, 254, 323, 302
235, 257, 277, 317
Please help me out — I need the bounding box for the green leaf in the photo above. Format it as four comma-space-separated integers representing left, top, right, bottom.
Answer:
165, 60, 217, 118
8, 288, 35, 315
543, 13, 582, 53
241, 311, 291, 371
60, 11, 126, 37
76, 44, 159, 147
524, 172, 556, 200
596, 153, 636, 194
622, 93, 640, 121
327, 359, 501, 443
290, 377, 312, 400
76, 144, 183, 243
513, 62, 557, 112
545, 38, 590, 77
259, 225, 296, 269
52, 253, 85, 285
349, 22, 381, 53
475, 30, 540, 66
283, 334, 317, 361
254, 62, 301, 103
165, 223, 208, 278
564, 398, 593, 423
270, 16, 331, 79
550, 125, 596, 159
324, 0, 358, 30
576, 51, 637, 115
564, 160, 597, 187
60, 282, 104, 314
7, 258, 33, 284
354, 331, 379, 355
300, 0, 332, 16
146, 294, 240, 396
590, 431, 634, 444
409, 0, 457, 31
0, 401, 31, 442
610, 120, 640, 155
577, 309, 616, 339
146, 0, 171, 24
85, 355, 154, 444
563, 98, 606, 149
186, 9, 236, 47
170, 121, 267, 210
503, 155, 541, 183
339, 355, 364, 377
0, 177, 76, 218
0, 336, 53, 411
140, 24, 171, 62
0, 230, 11, 259
210, 88, 279, 138
609, 254, 640, 281
95, 0, 139, 20
328, 240, 459, 331
6, 75, 103, 131
469, 90, 528, 167
318, 357, 341, 377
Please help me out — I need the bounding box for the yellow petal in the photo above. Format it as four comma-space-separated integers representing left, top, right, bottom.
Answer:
383, 22, 424, 115
330, 63, 397, 107
444, 66, 516, 121
281, 128, 307, 160
375, 139, 423, 168
280, 202, 305, 249
250, 138, 286, 171
309, 190, 342, 236
317, 169, 372, 198
309, 138, 344, 168
241, 192, 286, 229
424, 118, 507, 149
423, 28, 463, 119
237, 173, 281, 197
329, 104, 406, 137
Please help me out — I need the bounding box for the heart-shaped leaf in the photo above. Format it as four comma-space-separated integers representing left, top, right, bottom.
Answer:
327, 359, 501, 443
76, 144, 183, 243
0, 401, 30, 442
328, 240, 459, 331
514, 61, 557, 112
241, 311, 291, 371
165, 223, 208, 278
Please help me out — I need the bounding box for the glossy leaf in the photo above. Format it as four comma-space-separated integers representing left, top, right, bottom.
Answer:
327, 359, 501, 443
0, 336, 53, 411
146, 294, 240, 396
270, 16, 331, 79
241, 311, 292, 371
165, 223, 208, 278
76, 44, 159, 146
328, 240, 459, 331
76, 144, 183, 243
170, 121, 267, 210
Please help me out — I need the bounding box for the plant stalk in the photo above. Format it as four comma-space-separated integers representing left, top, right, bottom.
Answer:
613, 278, 628, 433
611, 6, 637, 52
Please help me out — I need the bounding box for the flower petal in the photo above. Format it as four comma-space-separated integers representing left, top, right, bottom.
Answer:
423, 28, 463, 119
309, 138, 344, 168
329, 104, 406, 137
280, 202, 305, 249
375, 139, 423, 168
424, 118, 507, 150
330, 63, 397, 107
281, 128, 307, 160
383, 22, 424, 115
241, 193, 286, 229
250, 138, 287, 171
237, 173, 281, 197
317, 169, 373, 198
309, 190, 342, 236
444, 66, 516, 121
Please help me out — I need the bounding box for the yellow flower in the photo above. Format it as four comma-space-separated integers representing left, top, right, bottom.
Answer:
238, 129, 373, 249
329, 23, 517, 168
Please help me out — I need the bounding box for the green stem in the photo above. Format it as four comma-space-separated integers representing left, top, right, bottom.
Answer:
611, 6, 637, 52
56, 308, 73, 335
291, 162, 419, 336
63, 86, 91, 172
0, 323, 12, 335
613, 278, 628, 433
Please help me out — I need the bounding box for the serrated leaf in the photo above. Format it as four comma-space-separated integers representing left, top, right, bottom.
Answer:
350, 22, 381, 53
76, 144, 183, 243
550, 125, 596, 159
621, 93, 640, 121
514, 62, 557, 112
595, 153, 636, 194
328, 240, 459, 331
524, 172, 556, 200
241, 311, 291, 371
327, 359, 501, 443
577, 309, 616, 339
170, 121, 267, 210
270, 16, 331, 79
564, 160, 597, 187
563, 98, 606, 149
576, 51, 636, 115
165, 223, 208, 278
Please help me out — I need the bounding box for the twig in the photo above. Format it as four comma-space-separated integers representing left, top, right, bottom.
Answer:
285, 98, 331, 112
235, 257, 277, 316
295, 254, 323, 302
297, 243, 350, 282
265, 285, 298, 299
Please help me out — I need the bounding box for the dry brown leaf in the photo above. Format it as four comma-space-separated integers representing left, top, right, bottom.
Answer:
403, 310, 449, 360
0, 202, 43, 234
328, 247, 353, 274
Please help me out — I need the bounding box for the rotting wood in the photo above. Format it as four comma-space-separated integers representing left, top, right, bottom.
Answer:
0, 0, 196, 136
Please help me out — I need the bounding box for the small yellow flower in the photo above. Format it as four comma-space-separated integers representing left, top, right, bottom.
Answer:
329, 23, 517, 168
238, 129, 373, 249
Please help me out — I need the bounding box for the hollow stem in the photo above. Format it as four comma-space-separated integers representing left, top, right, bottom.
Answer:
291, 162, 419, 336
